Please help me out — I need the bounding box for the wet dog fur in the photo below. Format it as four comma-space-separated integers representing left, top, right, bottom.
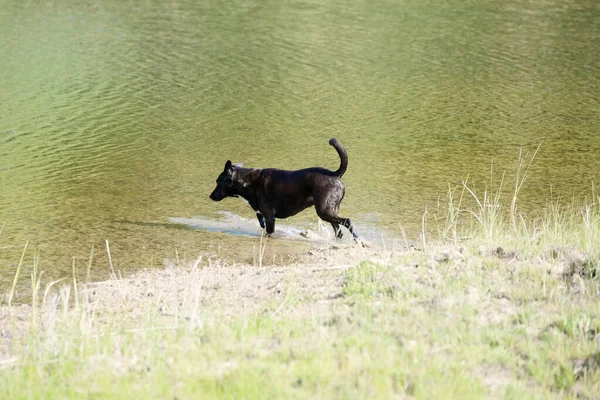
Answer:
209, 138, 361, 241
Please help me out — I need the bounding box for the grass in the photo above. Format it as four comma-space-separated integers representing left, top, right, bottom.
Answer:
1, 149, 600, 399
8, 241, 28, 307
1, 245, 598, 399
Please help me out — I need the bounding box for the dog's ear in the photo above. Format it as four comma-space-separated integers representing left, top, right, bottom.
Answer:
224, 160, 232, 171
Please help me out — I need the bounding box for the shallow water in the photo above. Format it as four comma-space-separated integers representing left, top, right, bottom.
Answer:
1, 0, 599, 284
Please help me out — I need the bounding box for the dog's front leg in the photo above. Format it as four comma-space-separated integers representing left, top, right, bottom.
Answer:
259, 209, 276, 235
256, 212, 266, 229
265, 218, 275, 235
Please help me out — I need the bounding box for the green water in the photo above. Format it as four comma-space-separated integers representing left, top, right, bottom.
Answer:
1, 0, 599, 283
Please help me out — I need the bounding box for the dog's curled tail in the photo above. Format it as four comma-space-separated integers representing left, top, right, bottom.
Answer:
329, 138, 348, 177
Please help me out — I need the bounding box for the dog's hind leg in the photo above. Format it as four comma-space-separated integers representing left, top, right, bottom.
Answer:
316, 209, 359, 240
314, 186, 364, 244
340, 218, 359, 239
340, 218, 369, 247
330, 223, 343, 239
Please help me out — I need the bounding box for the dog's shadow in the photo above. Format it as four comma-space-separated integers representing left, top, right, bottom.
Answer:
169, 214, 263, 238
114, 216, 261, 238
116, 212, 340, 242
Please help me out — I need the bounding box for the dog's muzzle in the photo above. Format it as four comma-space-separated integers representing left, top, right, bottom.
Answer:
209, 188, 224, 201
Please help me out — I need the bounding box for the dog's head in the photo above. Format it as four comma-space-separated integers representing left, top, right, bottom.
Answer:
209, 160, 238, 201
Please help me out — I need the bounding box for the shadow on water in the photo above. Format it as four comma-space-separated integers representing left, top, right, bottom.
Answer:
113, 220, 201, 232
114, 213, 263, 238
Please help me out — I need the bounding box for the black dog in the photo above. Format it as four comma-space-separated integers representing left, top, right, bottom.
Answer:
209, 138, 362, 242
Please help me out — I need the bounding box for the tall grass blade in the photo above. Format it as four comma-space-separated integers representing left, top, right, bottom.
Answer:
462, 169, 505, 241
106, 240, 116, 279
8, 241, 29, 307
421, 206, 428, 253
443, 182, 466, 243
31, 251, 40, 327
510, 143, 542, 229
86, 244, 94, 283
72, 257, 79, 310
258, 233, 268, 268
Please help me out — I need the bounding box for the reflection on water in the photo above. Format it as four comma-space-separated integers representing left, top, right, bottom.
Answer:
1, 0, 599, 283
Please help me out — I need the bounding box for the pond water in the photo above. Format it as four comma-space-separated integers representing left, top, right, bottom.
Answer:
1, 0, 599, 284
